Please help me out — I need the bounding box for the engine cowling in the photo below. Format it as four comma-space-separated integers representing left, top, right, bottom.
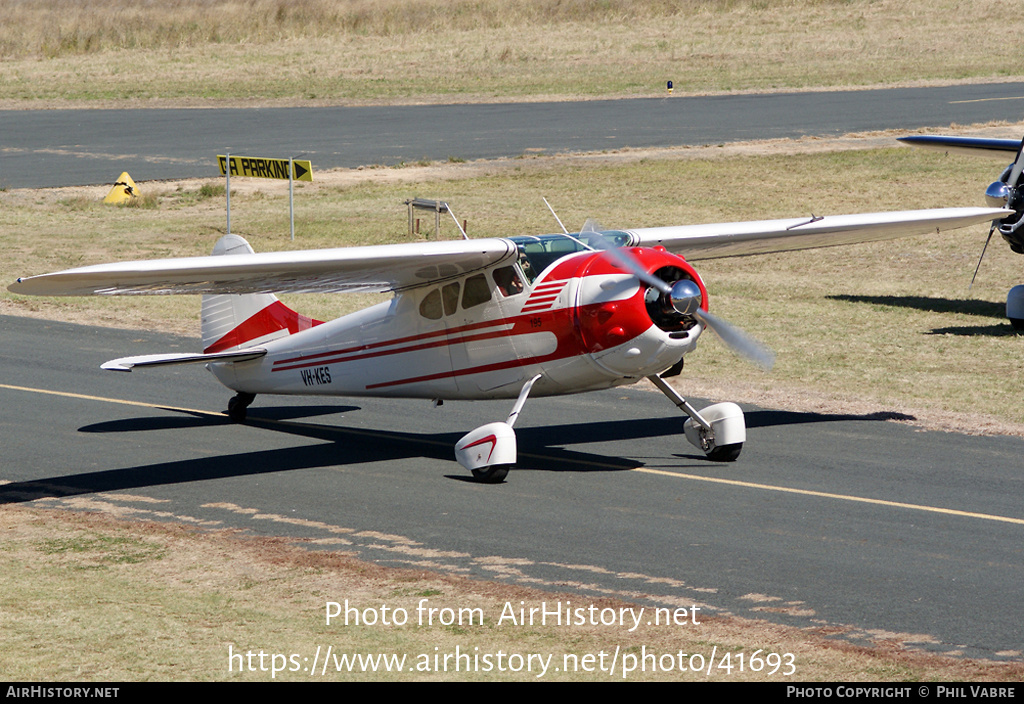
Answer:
552, 246, 709, 377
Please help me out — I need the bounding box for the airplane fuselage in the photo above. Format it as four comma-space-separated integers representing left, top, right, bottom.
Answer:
208, 245, 705, 401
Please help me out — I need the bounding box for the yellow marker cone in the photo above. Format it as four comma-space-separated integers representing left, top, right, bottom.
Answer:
103, 172, 138, 204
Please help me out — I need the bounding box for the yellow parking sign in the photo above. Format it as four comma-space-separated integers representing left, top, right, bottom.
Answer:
218, 155, 313, 182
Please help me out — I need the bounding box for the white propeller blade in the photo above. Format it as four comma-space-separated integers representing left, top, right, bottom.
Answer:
587, 219, 673, 294
692, 307, 775, 371
586, 221, 774, 370
1008, 137, 1024, 189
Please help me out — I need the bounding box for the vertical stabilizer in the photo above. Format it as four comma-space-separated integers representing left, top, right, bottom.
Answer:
201, 235, 322, 353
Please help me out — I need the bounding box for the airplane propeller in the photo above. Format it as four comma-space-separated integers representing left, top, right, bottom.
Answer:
583, 220, 776, 370
988, 136, 1024, 252
967, 136, 1024, 290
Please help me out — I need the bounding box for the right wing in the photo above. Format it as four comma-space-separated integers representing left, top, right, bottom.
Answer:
627, 207, 1010, 260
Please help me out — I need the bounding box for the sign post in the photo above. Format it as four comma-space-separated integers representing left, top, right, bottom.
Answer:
225, 153, 231, 234
218, 154, 314, 239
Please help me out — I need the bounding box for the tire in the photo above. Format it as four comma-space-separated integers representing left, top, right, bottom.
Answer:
227, 393, 255, 423
705, 443, 742, 462
471, 465, 510, 483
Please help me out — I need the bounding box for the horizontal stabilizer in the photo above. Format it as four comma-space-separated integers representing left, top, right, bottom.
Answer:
101, 348, 266, 372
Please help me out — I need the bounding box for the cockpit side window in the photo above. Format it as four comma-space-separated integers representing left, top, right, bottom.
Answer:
517, 250, 538, 284
492, 266, 524, 297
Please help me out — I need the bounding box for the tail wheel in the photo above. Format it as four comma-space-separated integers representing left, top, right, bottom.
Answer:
227, 392, 256, 422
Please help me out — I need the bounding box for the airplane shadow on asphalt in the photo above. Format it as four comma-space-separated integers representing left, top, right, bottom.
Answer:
0, 400, 916, 504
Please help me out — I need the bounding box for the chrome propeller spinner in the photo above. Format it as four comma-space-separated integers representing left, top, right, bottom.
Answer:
584, 219, 775, 370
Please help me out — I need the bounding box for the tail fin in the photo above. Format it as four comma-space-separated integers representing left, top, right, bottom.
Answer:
201, 235, 322, 353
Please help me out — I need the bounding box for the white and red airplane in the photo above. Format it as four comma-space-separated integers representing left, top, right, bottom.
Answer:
900, 133, 1024, 327
9, 201, 1008, 482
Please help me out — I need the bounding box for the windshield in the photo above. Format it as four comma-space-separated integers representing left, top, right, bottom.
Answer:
509, 231, 633, 283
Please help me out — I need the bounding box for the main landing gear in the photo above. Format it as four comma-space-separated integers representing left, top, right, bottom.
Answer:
454, 374, 541, 483
647, 374, 745, 462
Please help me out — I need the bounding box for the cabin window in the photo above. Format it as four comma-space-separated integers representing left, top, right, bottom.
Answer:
461, 274, 492, 309
442, 282, 461, 316
419, 289, 443, 320
510, 231, 632, 284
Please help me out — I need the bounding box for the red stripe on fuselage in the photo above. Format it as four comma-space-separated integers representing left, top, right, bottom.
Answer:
272, 325, 520, 372
362, 299, 650, 390
271, 318, 516, 371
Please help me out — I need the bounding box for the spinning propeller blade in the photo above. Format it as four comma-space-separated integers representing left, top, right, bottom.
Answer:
692, 307, 776, 371
1007, 137, 1024, 191
586, 221, 775, 370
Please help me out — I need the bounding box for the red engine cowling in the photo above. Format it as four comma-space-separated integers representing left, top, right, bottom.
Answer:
545, 246, 708, 378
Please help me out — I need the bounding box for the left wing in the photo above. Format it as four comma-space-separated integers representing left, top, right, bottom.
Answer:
897, 135, 1021, 159
628, 207, 1010, 260
9, 238, 518, 297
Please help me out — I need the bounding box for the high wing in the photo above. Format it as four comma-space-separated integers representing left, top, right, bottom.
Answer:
897, 135, 1022, 159
627, 207, 1010, 260
8, 209, 1009, 297
9, 238, 518, 297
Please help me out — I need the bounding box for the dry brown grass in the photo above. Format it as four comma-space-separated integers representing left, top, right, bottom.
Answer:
1, 0, 1022, 106
4, 504, 1021, 681
6, 127, 1024, 433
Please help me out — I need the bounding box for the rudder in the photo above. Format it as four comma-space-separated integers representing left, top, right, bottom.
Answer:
201, 235, 321, 353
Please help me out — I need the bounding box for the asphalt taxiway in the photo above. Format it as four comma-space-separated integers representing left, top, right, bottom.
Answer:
2, 315, 1022, 659
4, 82, 1024, 188
5, 82, 1024, 662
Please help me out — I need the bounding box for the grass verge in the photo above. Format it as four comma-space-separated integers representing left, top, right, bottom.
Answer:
2, 504, 1021, 681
